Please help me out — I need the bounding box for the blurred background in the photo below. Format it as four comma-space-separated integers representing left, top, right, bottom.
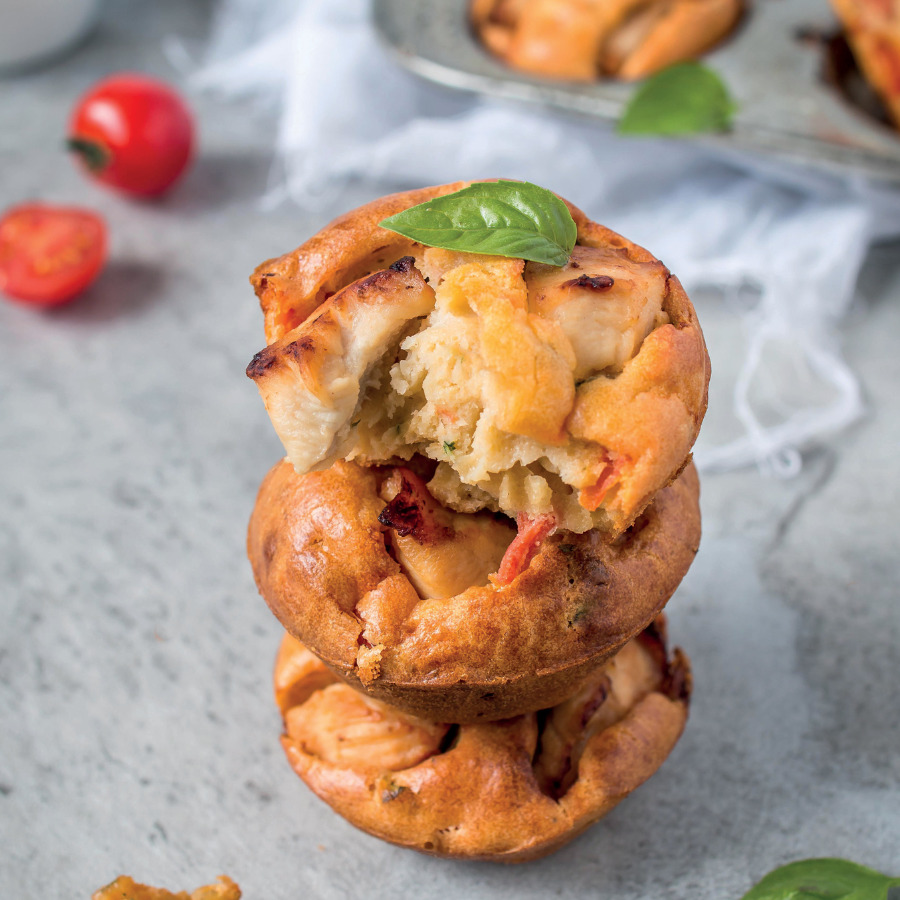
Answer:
1, 1, 898, 898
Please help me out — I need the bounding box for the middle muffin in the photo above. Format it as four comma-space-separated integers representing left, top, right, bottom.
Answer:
248, 456, 699, 723
246, 183, 708, 725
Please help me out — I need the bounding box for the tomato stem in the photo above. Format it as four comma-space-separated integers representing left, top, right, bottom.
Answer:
66, 137, 110, 173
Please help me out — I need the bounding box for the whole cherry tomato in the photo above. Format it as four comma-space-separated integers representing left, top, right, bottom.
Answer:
67, 73, 194, 197
0, 204, 107, 306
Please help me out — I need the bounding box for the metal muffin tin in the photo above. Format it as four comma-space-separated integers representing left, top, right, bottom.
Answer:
373, 0, 900, 184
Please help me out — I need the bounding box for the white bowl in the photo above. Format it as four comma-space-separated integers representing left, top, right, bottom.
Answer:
0, 0, 101, 73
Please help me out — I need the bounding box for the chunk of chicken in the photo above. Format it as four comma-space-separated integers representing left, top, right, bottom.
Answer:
525, 245, 669, 381
246, 257, 435, 475
378, 467, 514, 599
534, 636, 662, 797
285, 683, 449, 772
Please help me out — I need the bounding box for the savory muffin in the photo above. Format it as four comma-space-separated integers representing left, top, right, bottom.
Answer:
830, 0, 900, 127
470, 0, 743, 81
274, 619, 690, 862
247, 183, 709, 539
248, 456, 700, 722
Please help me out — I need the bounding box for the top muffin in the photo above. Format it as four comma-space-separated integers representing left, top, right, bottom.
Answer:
247, 182, 709, 537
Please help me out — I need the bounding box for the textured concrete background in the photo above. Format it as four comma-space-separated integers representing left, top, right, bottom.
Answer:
1, 2, 898, 898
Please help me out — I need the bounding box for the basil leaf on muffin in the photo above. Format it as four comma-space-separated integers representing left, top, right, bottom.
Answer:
379, 181, 577, 267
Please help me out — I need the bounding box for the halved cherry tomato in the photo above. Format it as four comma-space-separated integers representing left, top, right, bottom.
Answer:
68, 73, 194, 197
0, 204, 107, 306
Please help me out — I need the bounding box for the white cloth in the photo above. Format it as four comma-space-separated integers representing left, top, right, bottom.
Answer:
183, 0, 900, 475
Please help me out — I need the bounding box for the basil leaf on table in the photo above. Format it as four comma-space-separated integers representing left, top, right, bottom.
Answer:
618, 62, 737, 136
742, 858, 900, 900
379, 180, 577, 267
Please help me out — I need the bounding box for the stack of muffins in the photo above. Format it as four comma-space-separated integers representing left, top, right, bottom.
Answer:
245, 183, 709, 862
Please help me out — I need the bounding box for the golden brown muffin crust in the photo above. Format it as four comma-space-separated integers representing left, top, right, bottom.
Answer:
248, 183, 709, 540
274, 623, 690, 862
251, 183, 468, 343
248, 457, 700, 722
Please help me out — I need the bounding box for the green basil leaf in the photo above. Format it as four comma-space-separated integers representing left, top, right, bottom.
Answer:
379, 180, 577, 267
617, 62, 737, 136
742, 858, 900, 900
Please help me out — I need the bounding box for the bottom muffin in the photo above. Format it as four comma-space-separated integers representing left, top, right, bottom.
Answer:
274, 619, 691, 862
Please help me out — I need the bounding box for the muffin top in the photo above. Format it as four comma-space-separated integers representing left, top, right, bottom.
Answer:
247, 182, 709, 538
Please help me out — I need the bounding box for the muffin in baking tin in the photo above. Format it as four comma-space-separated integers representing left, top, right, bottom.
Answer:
829, 0, 900, 128
470, 0, 744, 82
274, 619, 690, 862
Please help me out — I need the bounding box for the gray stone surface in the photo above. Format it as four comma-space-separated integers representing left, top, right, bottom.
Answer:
0, 3, 898, 898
